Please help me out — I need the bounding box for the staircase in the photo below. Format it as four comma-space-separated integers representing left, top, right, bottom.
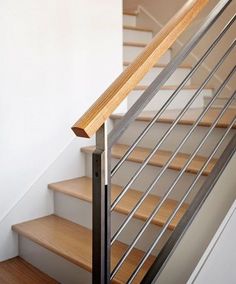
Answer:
8, 1, 236, 284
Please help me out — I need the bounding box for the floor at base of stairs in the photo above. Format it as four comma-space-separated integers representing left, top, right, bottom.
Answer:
0, 256, 58, 284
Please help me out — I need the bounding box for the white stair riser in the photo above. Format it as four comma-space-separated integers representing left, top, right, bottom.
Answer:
20, 237, 91, 284
123, 29, 153, 44
127, 89, 213, 111
124, 65, 191, 86
204, 96, 236, 109
123, 45, 171, 64
84, 154, 205, 203
112, 119, 236, 158
123, 15, 137, 27
54, 192, 169, 254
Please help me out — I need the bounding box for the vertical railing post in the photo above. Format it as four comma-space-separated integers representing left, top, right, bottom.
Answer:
92, 122, 111, 283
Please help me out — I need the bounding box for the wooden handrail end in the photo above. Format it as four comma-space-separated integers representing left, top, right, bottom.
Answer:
71, 126, 90, 138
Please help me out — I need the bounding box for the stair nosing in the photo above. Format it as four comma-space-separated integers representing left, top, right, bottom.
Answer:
48, 176, 188, 230
81, 144, 217, 176
12, 215, 155, 284
110, 110, 236, 129
123, 60, 191, 69
123, 25, 153, 33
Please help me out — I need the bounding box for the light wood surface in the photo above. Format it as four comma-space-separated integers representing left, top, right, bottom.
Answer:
81, 144, 217, 176
111, 108, 236, 129
72, 0, 209, 138
123, 42, 148, 48
13, 215, 155, 284
123, 25, 153, 33
123, 11, 138, 16
0, 257, 58, 284
49, 176, 188, 230
123, 61, 191, 69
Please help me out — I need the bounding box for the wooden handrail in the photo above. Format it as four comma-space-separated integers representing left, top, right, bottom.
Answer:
72, 0, 208, 138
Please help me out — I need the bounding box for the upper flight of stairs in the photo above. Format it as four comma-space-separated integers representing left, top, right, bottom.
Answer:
10, 10, 235, 284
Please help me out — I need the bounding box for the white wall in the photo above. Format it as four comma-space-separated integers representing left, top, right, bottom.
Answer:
0, 0, 123, 260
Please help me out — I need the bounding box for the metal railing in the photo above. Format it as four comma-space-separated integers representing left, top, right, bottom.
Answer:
92, 0, 235, 283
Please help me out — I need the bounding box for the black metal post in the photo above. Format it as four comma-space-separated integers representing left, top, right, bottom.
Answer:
92, 123, 110, 284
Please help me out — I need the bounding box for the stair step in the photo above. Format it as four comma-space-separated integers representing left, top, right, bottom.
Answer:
123, 25, 153, 33
81, 144, 217, 176
123, 42, 147, 48
134, 85, 214, 91
111, 109, 236, 129
123, 11, 138, 17
12, 215, 155, 284
123, 61, 191, 69
123, 45, 171, 64
123, 26, 153, 45
49, 176, 188, 230
0, 257, 58, 284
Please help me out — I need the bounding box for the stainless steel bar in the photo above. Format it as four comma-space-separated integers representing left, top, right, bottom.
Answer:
108, 0, 232, 149
110, 66, 236, 248
110, 88, 236, 280
111, 42, 236, 212
92, 123, 111, 284
111, 14, 236, 177
127, 100, 236, 284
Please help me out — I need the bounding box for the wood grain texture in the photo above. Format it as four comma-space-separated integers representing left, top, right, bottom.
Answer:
0, 257, 58, 284
111, 108, 236, 129
123, 25, 153, 33
123, 42, 148, 48
81, 144, 217, 176
13, 215, 155, 284
72, 0, 209, 138
123, 11, 139, 16
49, 176, 188, 230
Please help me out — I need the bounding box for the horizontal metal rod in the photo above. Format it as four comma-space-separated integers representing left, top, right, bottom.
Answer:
110, 41, 236, 213
127, 94, 236, 283
111, 65, 236, 250
108, 0, 232, 149
111, 14, 236, 177
110, 69, 236, 280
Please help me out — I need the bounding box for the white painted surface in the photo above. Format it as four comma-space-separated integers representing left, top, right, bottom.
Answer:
84, 153, 204, 203
123, 45, 171, 63
20, 237, 92, 284
54, 191, 170, 254
188, 200, 236, 284
127, 88, 212, 111
123, 28, 152, 44
123, 14, 137, 26
123, 65, 191, 86
112, 118, 235, 158
0, 0, 123, 260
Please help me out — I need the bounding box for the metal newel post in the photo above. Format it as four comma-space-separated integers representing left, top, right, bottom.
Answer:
92, 122, 111, 283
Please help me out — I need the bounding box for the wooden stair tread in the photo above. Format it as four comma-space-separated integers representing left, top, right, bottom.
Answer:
49, 176, 188, 230
81, 144, 217, 176
134, 85, 214, 91
123, 42, 148, 48
123, 61, 191, 69
123, 11, 138, 16
12, 215, 155, 284
123, 25, 153, 33
0, 257, 58, 284
111, 108, 236, 129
